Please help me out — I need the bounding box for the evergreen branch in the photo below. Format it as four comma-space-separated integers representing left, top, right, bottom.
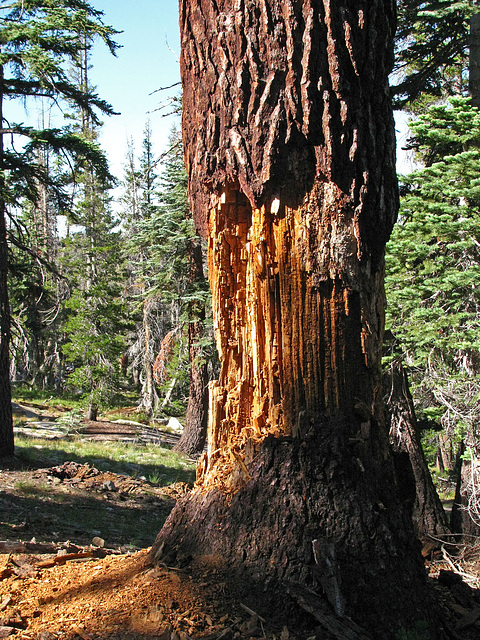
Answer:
3, 78, 118, 120
7, 227, 64, 280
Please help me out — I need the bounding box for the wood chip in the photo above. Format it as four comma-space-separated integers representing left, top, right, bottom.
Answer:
72, 625, 92, 640
11, 559, 37, 578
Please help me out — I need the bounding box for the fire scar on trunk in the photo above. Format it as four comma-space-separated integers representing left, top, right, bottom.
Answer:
196, 182, 384, 495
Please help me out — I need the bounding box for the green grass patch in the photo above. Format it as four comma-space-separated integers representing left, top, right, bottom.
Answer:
12, 385, 141, 415
14, 480, 50, 496
14, 435, 195, 486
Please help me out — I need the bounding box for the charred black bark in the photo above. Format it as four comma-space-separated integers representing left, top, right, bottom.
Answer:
154, 429, 441, 637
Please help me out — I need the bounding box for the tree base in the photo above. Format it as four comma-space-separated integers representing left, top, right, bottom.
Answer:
151, 425, 445, 639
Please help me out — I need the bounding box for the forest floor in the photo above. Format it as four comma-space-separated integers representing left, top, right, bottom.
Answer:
1, 404, 480, 639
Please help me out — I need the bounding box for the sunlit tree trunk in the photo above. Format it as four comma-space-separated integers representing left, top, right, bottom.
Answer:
152, 2, 444, 636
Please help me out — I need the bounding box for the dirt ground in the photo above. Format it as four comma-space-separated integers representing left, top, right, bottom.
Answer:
0, 459, 190, 549
0, 547, 270, 640
0, 454, 286, 640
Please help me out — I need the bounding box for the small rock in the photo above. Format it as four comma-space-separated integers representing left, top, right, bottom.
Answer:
0, 626, 13, 638
92, 536, 105, 548
103, 480, 116, 491
167, 417, 183, 433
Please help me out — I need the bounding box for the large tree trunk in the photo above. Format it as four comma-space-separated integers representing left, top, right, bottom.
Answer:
385, 360, 450, 542
0, 203, 13, 458
451, 443, 480, 538
0, 63, 14, 459
152, 2, 444, 637
174, 238, 209, 456
470, 10, 480, 108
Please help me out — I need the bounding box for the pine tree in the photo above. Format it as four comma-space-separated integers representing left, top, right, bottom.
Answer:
393, 1, 478, 108
61, 222, 128, 417
59, 41, 128, 419
385, 96, 480, 533
120, 124, 213, 430
131, 129, 193, 414
0, 1, 118, 456
120, 124, 162, 414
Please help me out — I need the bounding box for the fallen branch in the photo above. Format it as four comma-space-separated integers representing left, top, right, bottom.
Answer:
38, 552, 94, 567
239, 603, 266, 623
286, 581, 371, 640
0, 541, 69, 554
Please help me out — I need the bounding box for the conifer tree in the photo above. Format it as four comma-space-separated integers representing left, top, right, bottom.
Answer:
385, 96, 480, 532
0, 0, 118, 456
59, 41, 127, 420
122, 127, 212, 427
131, 128, 194, 414
120, 124, 163, 414
393, 1, 478, 108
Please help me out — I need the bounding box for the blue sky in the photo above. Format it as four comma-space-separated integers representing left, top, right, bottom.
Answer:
89, 0, 182, 179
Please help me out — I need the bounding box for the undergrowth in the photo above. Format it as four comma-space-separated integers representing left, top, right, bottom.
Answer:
14, 435, 195, 487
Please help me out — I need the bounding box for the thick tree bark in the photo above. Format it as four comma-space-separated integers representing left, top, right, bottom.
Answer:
0, 63, 14, 458
451, 442, 480, 538
153, 2, 444, 637
174, 238, 209, 456
437, 431, 455, 474
385, 361, 450, 542
470, 10, 480, 108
